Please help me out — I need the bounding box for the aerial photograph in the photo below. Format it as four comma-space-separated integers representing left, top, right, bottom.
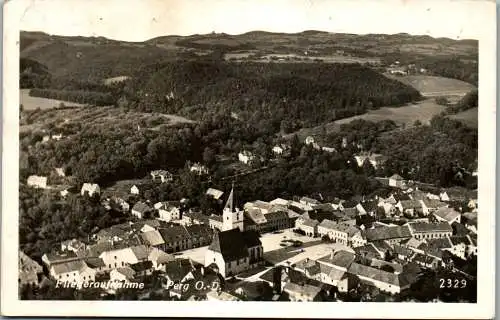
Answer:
18, 0, 479, 303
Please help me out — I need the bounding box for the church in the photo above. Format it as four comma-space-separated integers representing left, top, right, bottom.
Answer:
205, 185, 264, 278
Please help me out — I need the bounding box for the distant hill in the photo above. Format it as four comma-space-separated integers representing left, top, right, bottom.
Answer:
21, 30, 478, 83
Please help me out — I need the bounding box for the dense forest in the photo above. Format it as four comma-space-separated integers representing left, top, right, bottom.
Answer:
29, 88, 115, 106
19, 186, 128, 261
120, 60, 421, 129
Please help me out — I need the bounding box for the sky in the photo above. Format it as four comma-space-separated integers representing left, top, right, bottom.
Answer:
16, 0, 489, 41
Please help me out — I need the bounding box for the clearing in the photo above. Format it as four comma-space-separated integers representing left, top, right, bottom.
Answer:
20, 89, 86, 110
286, 98, 447, 141
386, 75, 476, 97
447, 107, 478, 128
20, 106, 196, 134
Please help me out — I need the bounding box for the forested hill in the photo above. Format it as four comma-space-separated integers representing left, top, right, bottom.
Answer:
122, 60, 422, 129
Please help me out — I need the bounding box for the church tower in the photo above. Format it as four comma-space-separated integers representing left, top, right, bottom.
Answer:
222, 183, 244, 232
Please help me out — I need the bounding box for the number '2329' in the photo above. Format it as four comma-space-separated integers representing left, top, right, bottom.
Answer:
439, 278, 467, 288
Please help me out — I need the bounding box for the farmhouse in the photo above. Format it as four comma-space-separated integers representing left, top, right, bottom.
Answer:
27, 175, 48, 189
206, 188, 224, 201
389, 174, 406, 188
19, 251, 43, 287
50, 260, 96, 284
190, 163, 209, 175
238, 150, 255, 165
150, 170, 173, 183
131, 202, 153, 219
81, 183, 100, 197
433, 207, 461, 225
130, 185, 140, 195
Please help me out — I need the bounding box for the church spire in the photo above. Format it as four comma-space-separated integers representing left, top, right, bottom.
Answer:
224, 182, 235, 212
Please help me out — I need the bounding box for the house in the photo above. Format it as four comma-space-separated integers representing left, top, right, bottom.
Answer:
50, 260, 96, 285
433, 207, 461, 224
356, 200, 378, 216
300, 197, 321, 207
110, 197, 130, 212
395, 200, 422, 216
150, 170, 173, 183
204, 228, 263, 278
99, 245, 150, 270
296, 218, 319, 237
41, 251, 80, 268
317, 250, 356, 272
27, 175, 48, 189
420, 199, 448, 215
347, 262, 410, 294
244, 200, 273, 215
389, 174, 406, 188
467, 198, 478, 212
110, 267, 136, 283
80, 183, 100, 197
283, 282, 323, 302
130, 261, 153, 277
354, 153, 387, 169
182, 210, 210, 226
52, 133, 64, 141
272, 144, 290, 155
407, 222, 453, 240
270, 198, 290, 206
461, 212, 477, 234
206, 188, 224, 201
364, 225, 412, 245
439, 191, 450, 202
140, 229, 165, 248
238, 150, 255, 165
321, 146, 337, 153
83, 257, 106, 274
158, 202, 181, 222
412, 253, 441, 269
448, 236, 474, 259
206, 290, 240, 301
60, 239, 86, 254
185, 224, 213, 248
317, 220, 365, 247
54, 167, 66, 177
305, 136, 316, 145
159, 225, 192, 253
131, 202, 153, 219
148, 248, 175, 271
130, 185, 140, 195
19, 251, 43, 287
163, 258, 196, 285
190, 163, 209, 175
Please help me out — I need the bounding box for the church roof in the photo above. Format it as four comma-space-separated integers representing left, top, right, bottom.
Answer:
208, 229, 261, 261
224, 187, 235, 212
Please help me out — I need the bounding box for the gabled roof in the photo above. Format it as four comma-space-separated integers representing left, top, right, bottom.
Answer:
148, 248, 175, 264
317, 250, 356, 269
164, 258, 194, 282
449, 236, 472, 246
408, 222, 453, 234
206, 188, 224, 200
365, 225, 412, 241
348, 262, 401, 286
130, 261, 153, 272
208, 229, 260, 261
159, 225, 190, 243
115, 267, 136, 279
185, 224, 213, 239
390, 174, 404, 180
300, 197, 321, 205
129, 245, 150, 261
434, 207, 461, 222
246, 208, 267, 225
132, 202, 153, 214
19, 251, 43, 272
318, 219, 337, 230
283, 282, 321, 298
51, 260, 88, 275
398, 200, 421, 209
421, 199, 448, 208
84, 257, 105, 269
302, 218, 319, 228
140, 230, 165, 247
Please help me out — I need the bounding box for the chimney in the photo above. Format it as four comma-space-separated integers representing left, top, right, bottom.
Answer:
201, 266, 205, 276
330, 249, 335, 260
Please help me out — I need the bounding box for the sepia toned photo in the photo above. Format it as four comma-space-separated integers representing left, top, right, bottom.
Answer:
2, 0, 496, 318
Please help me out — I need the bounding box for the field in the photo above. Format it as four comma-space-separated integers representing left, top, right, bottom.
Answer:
20, 89, 86, 110
386, 75, 476, 97
287, 98, 447, 141
20, 105, 196, 134
447, 107, 478, 128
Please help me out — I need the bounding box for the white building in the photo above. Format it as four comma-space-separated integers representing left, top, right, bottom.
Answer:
130, 185, 140, 195
81, 183, 100, 197
238, 151, 255, 165
27, 175, 48, 189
